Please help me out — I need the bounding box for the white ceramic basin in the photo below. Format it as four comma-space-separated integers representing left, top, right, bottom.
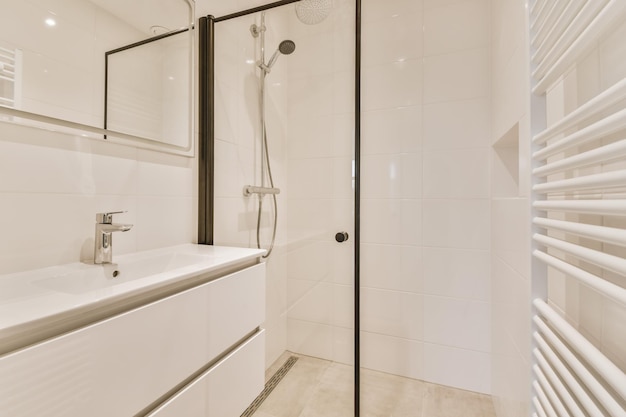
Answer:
34, 253, 211, 295
0, 244, 265, 355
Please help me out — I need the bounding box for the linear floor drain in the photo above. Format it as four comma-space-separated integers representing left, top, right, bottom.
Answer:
241, 355, 299, 417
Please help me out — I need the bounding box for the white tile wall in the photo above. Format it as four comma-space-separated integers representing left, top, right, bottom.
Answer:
490, 0, 532, 416
0, 126, 195, 275
359, 0, 492, 395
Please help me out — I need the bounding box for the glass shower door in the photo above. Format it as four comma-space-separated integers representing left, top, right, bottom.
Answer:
210, 1, 357, 415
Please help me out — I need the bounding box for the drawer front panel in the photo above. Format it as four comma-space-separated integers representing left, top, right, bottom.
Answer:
0, 263, 265, 417
148, 330, 265, 417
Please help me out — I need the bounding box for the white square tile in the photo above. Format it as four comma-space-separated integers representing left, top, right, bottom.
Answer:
423, 149, 489, 198
333, 26, 357, 74
361, 199, 422, 245
331, 113, 355, 158
287, 281, 334, 325
287, 157, 334, 199
0, 193, 100, 273
361, 244, 423, 293
424, 0, 490, 56
362, 106, 422, 155
424, 0, 474, 10
0, 140, 87, 194
491, 198, 530, 278
360, 331, 424, 380
362, 12, 424, 67
214, 139, 244, 199
423, 248, 490, 300
333, 70, 356, 115
213, 197, 258, 247
423, 48, 490, 103
361, 287, 423, 340
361, 153, 422, 199
287, 319, 334, 361
287, 241, 332, 283
332, 157, 355, 199
287, 113, 334, 159
286, 198, 333, 232
288, 74, 334, 118
492, 257, 531, 356
423, 98, 490, 150
423, 343, 491, 394
362, 59, 423, 111
362, 0, 423, 22
288, 31, 334, 78
423, 296, 491, 352
135, 196, 194, 250
137, 160, 193, 197
492, 46, 528, 141
332, 326, 354, 365
422, 199, 490, 249
333, 284, 354, 329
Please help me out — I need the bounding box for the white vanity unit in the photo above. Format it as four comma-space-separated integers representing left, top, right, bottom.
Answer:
0, 244, 266, 417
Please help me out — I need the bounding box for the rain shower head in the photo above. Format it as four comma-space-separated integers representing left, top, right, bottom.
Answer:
265, 40, 297, 72
295, 0, 332, 25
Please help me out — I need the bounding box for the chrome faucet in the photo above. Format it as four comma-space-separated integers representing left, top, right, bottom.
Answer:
94, 211, 133, 264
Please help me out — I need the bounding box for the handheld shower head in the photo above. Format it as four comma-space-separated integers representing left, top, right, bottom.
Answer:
264, 40, 296, 72
295, 0, 332, 25
278, 40, 296, 55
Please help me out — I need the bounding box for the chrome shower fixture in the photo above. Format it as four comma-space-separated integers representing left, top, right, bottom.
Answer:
260, 39, 296, 73
295, 0, 332, 25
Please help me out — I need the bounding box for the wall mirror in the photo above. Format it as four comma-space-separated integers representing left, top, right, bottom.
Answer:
0, 0, 195, 156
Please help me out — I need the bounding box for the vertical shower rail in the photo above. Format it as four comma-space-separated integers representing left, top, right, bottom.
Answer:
529, 1, 626, 417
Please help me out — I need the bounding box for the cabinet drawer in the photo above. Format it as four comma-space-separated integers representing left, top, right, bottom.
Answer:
0, 263, 265, 417
147, 330, 265, 417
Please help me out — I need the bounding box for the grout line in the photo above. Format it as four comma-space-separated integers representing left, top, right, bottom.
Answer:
241, 355, 299, 417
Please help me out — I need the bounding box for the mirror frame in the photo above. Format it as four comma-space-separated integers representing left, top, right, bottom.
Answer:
0, 0, 196, 157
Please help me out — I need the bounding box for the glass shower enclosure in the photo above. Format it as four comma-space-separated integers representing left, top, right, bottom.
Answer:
199, 0, 359, 414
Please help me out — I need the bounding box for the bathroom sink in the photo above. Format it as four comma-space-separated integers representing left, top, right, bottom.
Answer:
34, 253, 211, 295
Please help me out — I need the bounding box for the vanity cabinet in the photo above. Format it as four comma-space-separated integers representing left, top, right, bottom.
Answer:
0, 263, 265, 417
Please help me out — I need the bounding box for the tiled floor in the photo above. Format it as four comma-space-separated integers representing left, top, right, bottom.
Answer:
252, 352, 497, 417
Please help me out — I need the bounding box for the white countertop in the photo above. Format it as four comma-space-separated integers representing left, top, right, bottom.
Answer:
0, 244, 265, 355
